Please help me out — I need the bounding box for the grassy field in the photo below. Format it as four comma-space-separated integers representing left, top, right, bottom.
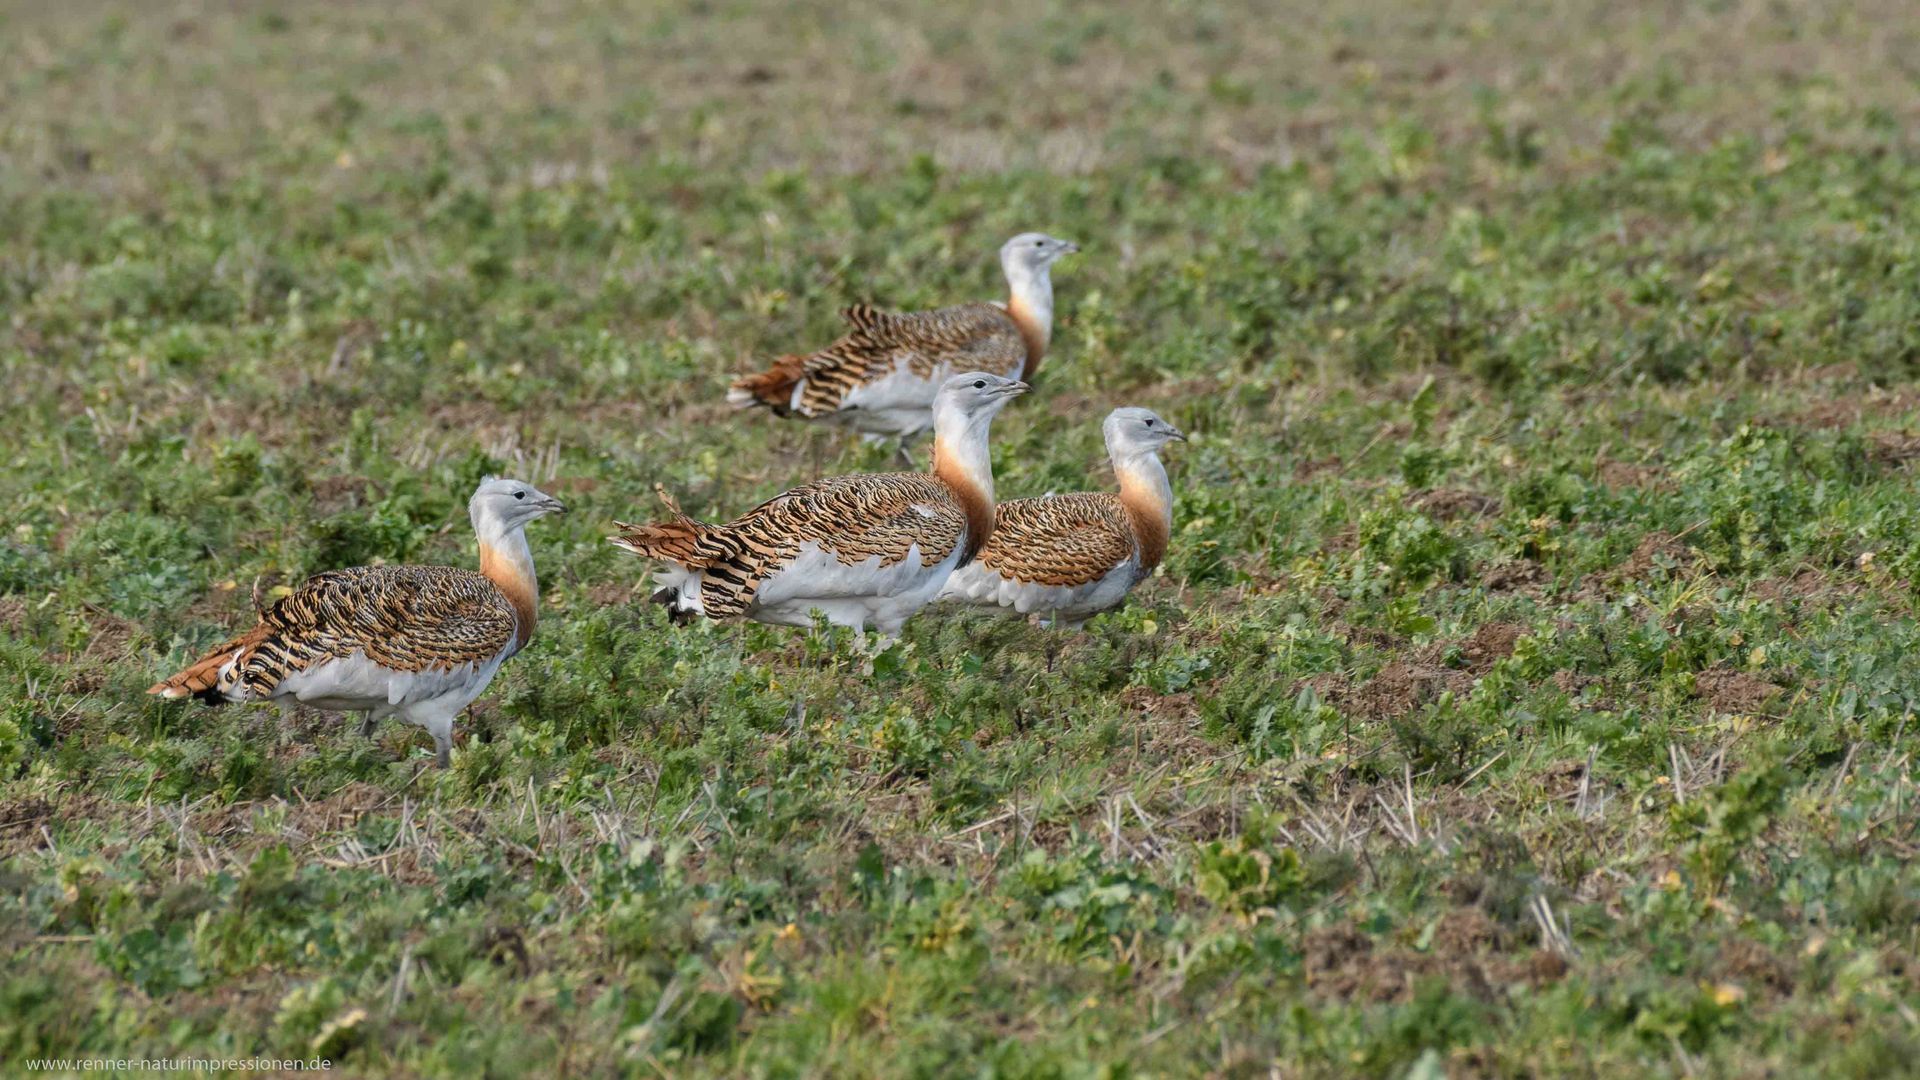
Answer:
5, 0, 1920, 1075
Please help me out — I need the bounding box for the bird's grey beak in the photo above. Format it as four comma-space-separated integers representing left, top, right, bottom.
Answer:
1002, 381, 1031, 397
1166, 426, 1188, 443
542, 495, 569, 516
1057, 240, 1079, 255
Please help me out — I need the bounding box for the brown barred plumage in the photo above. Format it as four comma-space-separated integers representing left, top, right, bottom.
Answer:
148, 565, 521, 701
940, 406, 1180, 626
731, 302, 1031, 417
973, 493, 1142, 587
611, 475, 974, 618
728, 353, 812, 416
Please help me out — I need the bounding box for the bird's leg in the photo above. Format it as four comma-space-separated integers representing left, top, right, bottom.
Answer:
274, 701, 298, 748
358, 710, 379, 740
893, 429, 932, 470
406, 705, 459, 769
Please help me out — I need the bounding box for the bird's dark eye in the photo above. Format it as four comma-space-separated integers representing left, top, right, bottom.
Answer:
1145, 419, 1156, 427
513, 491, 526, 500
1033, 240, 1044, 246
972, 380, 986, 389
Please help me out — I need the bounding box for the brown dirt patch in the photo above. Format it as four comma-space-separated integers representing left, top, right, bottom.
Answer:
189, 782, 398, 854
1785, 386, 1920, 431
1576, 531, 1702, 600
1549, 670, 1613, 711
1595, 460, 1668, 491
1351, 662, 1468, 721
1341, 622, 1528, 720
1869, 432, 1920, 466
79, 608, 136, 663
60, 607, 138, 693
1295, 455, 1344, 480
1751, 567, 1860, 605
0, 596, 27, 635
1536, 758, 1591, 799
1527, 949, 1572, 984
1619, 533, 1700, 578
1408, 488, 1502, 520
1716, 937, 1797, 1000
1694, 669, 1784, 715
586, 581, 638, 607
0, 797, 55, 856
1119, 686, 1198, 721
1460, 622, 1524, 671
1881, 948, 1920, 993
1297, 672, 1352, 704
309, 475, 377, 514
1482, 559, 1547, 594
1303, 909, 1566, 1004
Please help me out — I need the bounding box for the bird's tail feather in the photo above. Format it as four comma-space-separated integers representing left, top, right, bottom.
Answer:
148, 625, 269, 703
609, 486, 713, 566
727, 354, 808, 414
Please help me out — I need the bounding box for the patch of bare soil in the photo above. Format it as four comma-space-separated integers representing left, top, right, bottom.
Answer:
1408, 487, 1502, 520
192, 782, 397, 849
0, 792, 118, 858
1869, 432, 1920, 466
1295, 455, 1344, 480
1112, 687, 1214, 764
1303, 908, 1567, 1004
1549, 670, 1613, 711
586, 581, 638, 607
1119, 686, 1198, 720
0, 596, 27, 635
0, 797, 55, 856
1781, 386, 1920, 431
1350, 662, 1468, 720
1881, 948, 1920, 993
1297, 672, 1352, 704
1460, 622, 1524, 670
1694, 669, 1784, 715
1336, 622, 1528, 721
1576, 531, 1702, 600
1595, 460, 1669, 492
1481, 558, 1547, 594
1536, 758, 1589, 798
1716, 937, 1797, 1000
59, 607, 138, 694
1750, 567, 1862, 607
309, 474, 377, 514
1619, 533, 1700, 579
79, 608, 136, 663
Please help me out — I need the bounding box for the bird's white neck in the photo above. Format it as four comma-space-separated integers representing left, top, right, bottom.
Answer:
1002, 259, 1054, 378
475, 519, 539, 651
931, 404, 999, 563
1114, 450, 1173, 572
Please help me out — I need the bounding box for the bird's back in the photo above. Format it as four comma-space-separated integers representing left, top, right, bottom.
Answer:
972, 492, 1137, 587
731, 302, 1026, 420
613, 473, 974, 617
151, 564, 519, 702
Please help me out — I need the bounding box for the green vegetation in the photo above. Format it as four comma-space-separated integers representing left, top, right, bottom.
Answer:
5, 0, 1920, 1074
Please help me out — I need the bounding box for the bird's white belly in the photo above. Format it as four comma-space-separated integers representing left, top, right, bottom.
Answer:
752, 539, 965, 633
940, 558, 1140, 624
824, 361, 943, 437
270, 649, 507, 714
